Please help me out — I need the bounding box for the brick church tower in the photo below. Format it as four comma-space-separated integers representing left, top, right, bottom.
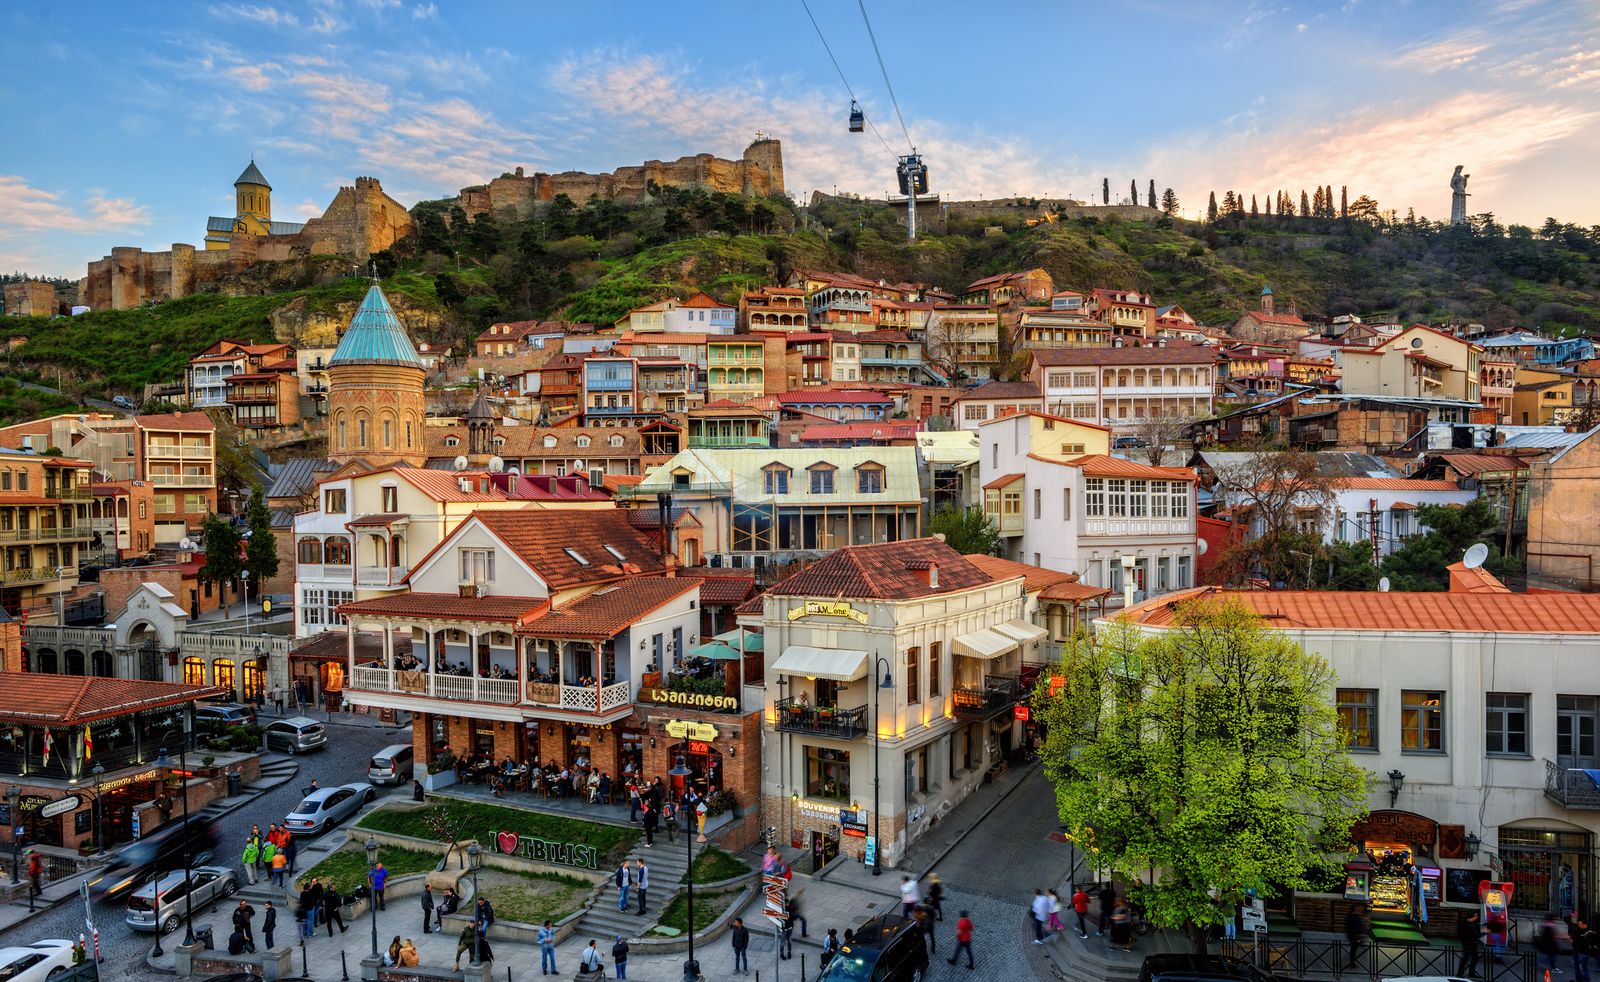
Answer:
327, 283, 426, 467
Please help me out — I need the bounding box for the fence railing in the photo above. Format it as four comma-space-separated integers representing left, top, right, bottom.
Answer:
1219, 935, 1534, 982
1544, 758, 1600, 808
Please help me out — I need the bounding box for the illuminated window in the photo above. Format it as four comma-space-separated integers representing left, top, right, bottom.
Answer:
1400, 690, 1444, 752
1338, 688, 1377, 751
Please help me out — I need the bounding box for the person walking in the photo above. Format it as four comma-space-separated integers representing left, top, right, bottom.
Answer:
26, 851, 41, 899
1097, 882, 1116, 936
371, 862, 388, 910
948, 910, 976, 970
730, 917, 750, 975
262, 901, 277, 950
635, 860, 649, 915
1031, 888, 1051, 944
913, 904, 937, 955
611, 936, 629, 979
787, 891, 808, 938
641, 802, 657, 847
900, 875, 920, 919
1047, 889, 1067, 934
1071, 885, 1091, 938
283, 832, 298, 875
1109, 897, 1134, 952
1573, 915, 1595, 982
420, 885, 435, 935
1344, 906, 1368, 969
662, 799, 677, 844
453, 924, 477, 971
299, 880, 320, 938
1457, 909, 1482, 978
615, 859, 632, 912
926, 873, 944, 921
233, 899, 257, 948
1537, 913, 1565, 976
270, 847, 288, 888
241, 838, 259, 884
537, 920, 558, 976
322, 884, 348, 936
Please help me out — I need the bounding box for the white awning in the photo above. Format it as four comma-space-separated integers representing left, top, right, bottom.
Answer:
952, 628, 1016, 660
772, 645, 870, 682
994, 619, 1047, 644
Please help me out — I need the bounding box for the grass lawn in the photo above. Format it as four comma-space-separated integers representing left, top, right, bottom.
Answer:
683, 847, 748, 884
295, 843, 442, 894
654, 889, 743, 936
356, 801, 638, 868
474, 867, 591, 926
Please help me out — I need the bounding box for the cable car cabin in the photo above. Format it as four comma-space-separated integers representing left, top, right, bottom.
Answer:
848, 101, 864, 133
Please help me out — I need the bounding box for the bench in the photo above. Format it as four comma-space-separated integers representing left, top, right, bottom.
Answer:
984, 760, 1008, 783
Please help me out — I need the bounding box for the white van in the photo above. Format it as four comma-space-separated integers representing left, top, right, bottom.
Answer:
367, 744, 415, 785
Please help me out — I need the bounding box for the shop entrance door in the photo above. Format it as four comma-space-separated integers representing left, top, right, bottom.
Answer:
810, 828, 840, 873
1499, 826, 1592, 916
668, 741, 723, 800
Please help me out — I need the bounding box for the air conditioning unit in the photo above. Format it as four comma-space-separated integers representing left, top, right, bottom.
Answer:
474, 581, 487, 598
458, 582, 475, 598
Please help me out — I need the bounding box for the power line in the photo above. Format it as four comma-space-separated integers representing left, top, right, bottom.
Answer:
798, 0, 897, 157
856, 0, 914, 151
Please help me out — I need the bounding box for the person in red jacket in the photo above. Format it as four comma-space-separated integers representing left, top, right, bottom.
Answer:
947, 910, 975, 970
1071, 885, 1091, 939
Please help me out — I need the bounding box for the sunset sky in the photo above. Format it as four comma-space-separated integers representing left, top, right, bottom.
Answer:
3, 0, 1597, 278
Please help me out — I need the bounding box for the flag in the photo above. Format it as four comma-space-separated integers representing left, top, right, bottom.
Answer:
83, 724, 92, 761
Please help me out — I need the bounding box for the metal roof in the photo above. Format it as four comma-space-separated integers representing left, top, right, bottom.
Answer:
235, 159, 271, 189
329, 284, 424, 369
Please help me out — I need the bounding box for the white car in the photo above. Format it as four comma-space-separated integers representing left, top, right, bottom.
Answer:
0, 939, 77, 982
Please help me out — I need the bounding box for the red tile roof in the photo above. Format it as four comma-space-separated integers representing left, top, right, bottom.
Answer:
1430, 453, 1530, 477
135, 412, 215, 433
466, 508, 668, 589
1064, 454, 1200, 481
288, 630, 383, 662
766, 537, 994, 600
339, 593, 548, 624
520, 577, 700, 639
680, 291, 732, 309
0, 674, 228, 725
963, 554, 1083, 594
983, 472, 1025, 490
685, 573, 756, 606
1328, 478, 1462, 491
1120, 586, 1600, 634
1039, 580, 1114, 602
1238, 311, 1310, 328
800, 422, 921, 442
954, 381, 1041, 402
1033, 344, 1214, 367
776, 390, 893, 405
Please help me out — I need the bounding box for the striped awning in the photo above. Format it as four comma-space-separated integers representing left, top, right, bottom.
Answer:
772, 645, 869, 682
952, 628, 1016, 660
994, 620, 1047, 644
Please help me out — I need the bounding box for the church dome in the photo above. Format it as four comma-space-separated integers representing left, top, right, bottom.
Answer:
330, 284, 424, 369
234, 159, 271, 190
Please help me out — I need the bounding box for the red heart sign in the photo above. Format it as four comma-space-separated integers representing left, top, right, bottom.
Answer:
496, 831, 519, 855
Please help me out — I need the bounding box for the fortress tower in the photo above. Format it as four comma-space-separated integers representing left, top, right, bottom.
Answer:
326, 282, 427, 467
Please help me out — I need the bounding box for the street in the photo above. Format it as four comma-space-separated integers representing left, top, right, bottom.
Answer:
0, 719, 408, 979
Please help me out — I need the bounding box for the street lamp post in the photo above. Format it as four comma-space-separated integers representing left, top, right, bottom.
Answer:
365, 836, 380, 960
91, 764, 105, 855
467, 843, 483, 966
669, 755, 699, 982
6, 785, 19, 885
240, 570, 250, 641
156, 725, 196, 947
871, 655, 893, 877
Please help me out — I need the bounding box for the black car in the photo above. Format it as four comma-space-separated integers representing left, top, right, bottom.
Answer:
194, 703, 256, 727
1139, 954, 1286, 982
87, 818, 221, 901
817, 914, 929, 982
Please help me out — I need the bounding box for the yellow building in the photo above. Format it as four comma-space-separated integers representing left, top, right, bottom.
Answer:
1339, 325, 1482, 404
204, 160, 305, 250
1512, 367, 1575, 426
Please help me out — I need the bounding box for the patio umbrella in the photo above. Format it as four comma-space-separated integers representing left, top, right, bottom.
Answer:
687, 628, 763, 660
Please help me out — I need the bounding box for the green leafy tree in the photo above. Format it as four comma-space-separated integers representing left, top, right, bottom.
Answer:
927, 506, 1001, 557
1037, 602, 1368, 949
1161, 188, 1179, 216
197, 512, 243, 608
243, 484, 279, 589
1348, 195, 1381, 224
1381, 498, 1511, 591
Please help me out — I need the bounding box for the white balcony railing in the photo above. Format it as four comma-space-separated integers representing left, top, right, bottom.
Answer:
147, 444, 213, 459
356, 565, 404, 587
349, 667, 520, 706
1083, 518, 1194, 537
150, 474, 213, 487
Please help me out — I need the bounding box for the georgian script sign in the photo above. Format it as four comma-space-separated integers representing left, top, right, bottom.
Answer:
1348, 810, 1438, 848
664, 720, 719, 741
491, 830, 599, 870
39, 795, 81, 819
640, 688, 738, 712
788, 601, 868, 624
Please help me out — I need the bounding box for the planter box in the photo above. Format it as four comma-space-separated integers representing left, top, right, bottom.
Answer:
423, 771, 457, 792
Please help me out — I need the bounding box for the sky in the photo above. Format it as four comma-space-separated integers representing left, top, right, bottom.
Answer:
3, 0, 1598, 280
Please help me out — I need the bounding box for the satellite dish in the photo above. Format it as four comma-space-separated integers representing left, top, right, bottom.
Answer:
1378, 576, 1390, 593
453, 455, 469, 471
507, 467, 520, 476
1197, 538, 1209, 555
1463, 543, 1490, 569
488, 456, 505, 473
178, 537, 194, 551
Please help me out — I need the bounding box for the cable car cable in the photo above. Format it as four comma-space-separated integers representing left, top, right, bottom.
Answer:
799, 0, 897, 155
856, 0, 914, 151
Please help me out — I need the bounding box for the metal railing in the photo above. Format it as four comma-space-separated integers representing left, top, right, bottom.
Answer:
0, 525, 93, 542
951, 675, 1021, 720
355, 566, 404, 587
1544, 758, 1600, 808
146, 444, 212, 459
149, 473, 213, 487
45, 486, 91, 500
688, 435, 769, 448
1219, 936, 1533, 982
2, 566, 70, 584
773, 698, 869, 739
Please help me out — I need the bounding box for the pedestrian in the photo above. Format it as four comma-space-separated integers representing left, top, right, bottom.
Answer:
299, 879, 320, 938
1573, 915, 1594, 982
475, 896, 496, 946
611, 935, 630, 979
927, 872, 944, 921
263, 900, 277, 950
386, 936, 403, 967
371, 862, 388, 910
436, 887, 459, 929
227, 928, 248, 956
421, 884, 435, 935
787, 890, 808, 938
1345, 906, 1368, 969
662, 799, 677, 844
270, 846, 287, 888
900, 874, 920, 919
822, 928, 841, 969
628, 780, 641, 822
641, 802, 657, 847
241, 838, 260, 884
636, 860, 649, 915
283, 832, 298, 874
1110, 897, 1134, 952
26, 851, 41, 899
398, 939, 419, 967
538, 919, 558, 976
233, 899, 257, 947
730, 917, 750, 975
615, 859, 632, 912
1537, 913, 1566, 976
261, 838, 277, 875
580, 939, 604, 976
1031, 888, 1051, 944
322, 884, 347, 936
1097, 882, 1116, 936
1454, 908, 1482, 977
1048, 889, 1067, 933
454, 924, 476, 971
1071, 884, 1091, 938
913, 904, 937, 955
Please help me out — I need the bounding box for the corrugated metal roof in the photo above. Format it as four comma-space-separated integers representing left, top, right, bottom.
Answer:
634, 446, 922, 504
267, 456, 338, 501
329, 285, 424, 369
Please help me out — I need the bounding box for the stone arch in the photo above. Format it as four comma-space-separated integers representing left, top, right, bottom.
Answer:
34, 647, 58, 674
64, 649, 85, 676
91, 649, 113, 677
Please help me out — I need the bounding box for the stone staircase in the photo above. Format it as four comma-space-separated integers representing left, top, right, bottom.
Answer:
574, 836, 708, 942
248, 755, 300, 794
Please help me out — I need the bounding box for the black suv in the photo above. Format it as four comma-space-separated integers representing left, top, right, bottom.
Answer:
1139, 954, 1291, 982
818, 914, 929, 982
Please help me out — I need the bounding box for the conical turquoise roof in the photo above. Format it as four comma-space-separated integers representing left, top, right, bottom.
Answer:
329, 284, 424, 369
235, 159, 271, 189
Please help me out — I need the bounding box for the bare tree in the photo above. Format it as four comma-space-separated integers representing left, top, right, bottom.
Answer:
923, 309, 979, 383
1205, 445, 1341, 588
1131, 406, 1199, 466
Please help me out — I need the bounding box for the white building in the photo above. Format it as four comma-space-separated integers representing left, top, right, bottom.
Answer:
1029, 343, 1216, 432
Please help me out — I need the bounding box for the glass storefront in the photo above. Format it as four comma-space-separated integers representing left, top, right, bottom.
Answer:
1499, 826, 1592, 916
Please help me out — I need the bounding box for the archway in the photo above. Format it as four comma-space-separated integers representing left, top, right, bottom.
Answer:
34, 648, 58, 674
64, 649, 85, 676
90, 650, 113, 677
667, 740, 724, 800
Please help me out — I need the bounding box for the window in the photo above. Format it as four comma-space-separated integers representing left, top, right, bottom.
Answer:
805, 746, 850, 801
929, 641, 941, 697
1061, 443, 1086, 455
213, 658, 236, 692
183, 656, 206, 686
1401, 690, 1445, 752
1062, 488, 1072, 520
1338, 688, 1377, 751
323, 537, 351, 565
382, 418, 392, 446
1156, 557, 1169, 591
155, 494, 176, 515
809, 466, 835, 494
564, 548, 590, 566
459, 548, 495, 583
301, 587, 325, 625
1485, 693, 1529, 757
1107, 479, 1128, 517
1171, 483, 1190, 518
763, 466, 790, 495
445, 435, 458, 448
857, 466, 884, 494
576, 436, 590, 448
0, 472, 9, 491
138, 500, 147, 519
1152, 481, 1170, 518
16, 471, 26, 491
381, 485, 398, 512
324, 489, 346, 513
1084, 478, 1104, 517
990, 442, 998, 468
1033, 488, 1042, 519
358, 418, 367, 447
906, 646, 920, 705
1129, 479, 1148, 517
1558, 696, 1599, 767
296, 537, 323, 565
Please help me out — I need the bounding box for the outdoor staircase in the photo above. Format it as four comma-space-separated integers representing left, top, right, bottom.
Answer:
247, 755, 300, 794
573, 834, 709, 942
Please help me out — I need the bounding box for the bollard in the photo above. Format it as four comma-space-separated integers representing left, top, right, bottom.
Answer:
507, 968, 511, 982
342, 949, 350, 981
801, 954, 806, 978
300, 939, 308, 976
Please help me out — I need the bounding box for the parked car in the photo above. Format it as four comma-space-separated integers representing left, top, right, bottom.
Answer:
263, 717, 326, 754
367, 744, 414, 786
124, 866, 238, 933
111, 395, 137, 411
88, 818, 220, 901
0, 940, 77, 982
194, 703, 256, 727
284, 783, 375, 836
817, 914, 929, 982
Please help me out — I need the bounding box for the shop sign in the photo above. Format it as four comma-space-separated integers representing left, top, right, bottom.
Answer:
640, 688, 739, 712
797, 799, 843, 820
97, 770, 158, 794
38, 795, 80, 819
664, 720, 718, 741
1013, 705, 1030, 721
491, 830, 600, 870
788, 600, 868, 624
1348, 810, 1438, 847
841, 807, 868, 838
688, 741, 711, 754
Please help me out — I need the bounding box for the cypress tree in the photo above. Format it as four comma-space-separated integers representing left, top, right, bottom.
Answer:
1312, 186, 1324, 216
1131, 179, 1139, 205
1207, 191, 1218, 222
1222, 191, 1237, 215
1161, 187, 1179, 216
1341, 185, 1349, 219
1300, 189, 1311, 216
1325, 185, 1335, 217
1148, 179, 1157, 209
1251, 194, 1258, 217
1103, 178, 1109, 205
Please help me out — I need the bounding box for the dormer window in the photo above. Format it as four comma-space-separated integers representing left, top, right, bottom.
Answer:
564, 548, 590, 566
610, 435, 624, 448
576, 436, 590, 448
444, 436, 459, 447
543, 436, 557, 448
808, 463, 836, 495
763, 464, 791, 495
856, 463, 885, 494
672, 469, 692, 490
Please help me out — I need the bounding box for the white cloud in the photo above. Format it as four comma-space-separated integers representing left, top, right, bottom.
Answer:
413, 2, 437, 18
207, 4, 298, 28
1395, 32, 1490, 73
0, 177, 149, 235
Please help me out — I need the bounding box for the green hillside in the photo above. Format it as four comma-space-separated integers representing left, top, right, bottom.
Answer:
7, 188, 1598, 398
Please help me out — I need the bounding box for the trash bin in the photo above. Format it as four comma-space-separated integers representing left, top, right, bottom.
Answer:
194, 926, 214, 950
227, 771, 243, 796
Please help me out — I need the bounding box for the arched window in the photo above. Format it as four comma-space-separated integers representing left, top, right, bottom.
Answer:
91, 650, 113, 677
358, 417, 368, 447
243, 660, 265, 703
382, 415, 393, 447
335, 415, 347, 449
213, 658, 236, 692
406, 420, 413, 448
297, 537, 323, 565
183, 656, 207, 685
323, 536, 351, 565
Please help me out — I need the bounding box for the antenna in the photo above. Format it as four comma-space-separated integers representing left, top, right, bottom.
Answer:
1378, 576, 1390, 593
1463, 543, 1490, 569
